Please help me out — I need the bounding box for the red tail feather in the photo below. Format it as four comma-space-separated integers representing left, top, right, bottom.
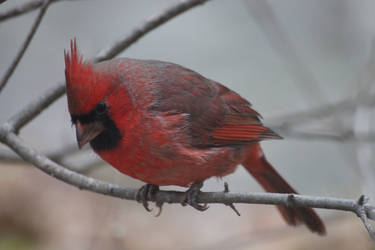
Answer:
242, 144, 326, 235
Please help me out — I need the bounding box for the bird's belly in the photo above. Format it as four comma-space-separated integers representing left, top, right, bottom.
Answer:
96, 143, 245, 187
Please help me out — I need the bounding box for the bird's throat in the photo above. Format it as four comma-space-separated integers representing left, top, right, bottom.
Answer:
89, 119, 122, 151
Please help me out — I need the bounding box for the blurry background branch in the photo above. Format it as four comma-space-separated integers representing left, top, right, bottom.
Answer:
0, 0, 210, 171
1, 0, 375, 246
0, 126, 375, 240
0, 0, 51, 93
0, 0, 73, 22
3, 0, 210, 134
245, 0, 346, 134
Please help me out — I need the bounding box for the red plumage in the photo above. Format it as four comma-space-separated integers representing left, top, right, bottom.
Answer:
65, 40, 325, 235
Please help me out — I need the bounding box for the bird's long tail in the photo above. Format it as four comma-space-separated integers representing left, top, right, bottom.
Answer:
242, 143, 326, 235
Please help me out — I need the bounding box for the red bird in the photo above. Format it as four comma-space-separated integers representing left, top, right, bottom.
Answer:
65, 40, 325, 235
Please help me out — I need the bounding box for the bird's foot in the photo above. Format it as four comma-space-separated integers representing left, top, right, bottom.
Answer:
136, 184, 163, 216
182, 181, 208, 211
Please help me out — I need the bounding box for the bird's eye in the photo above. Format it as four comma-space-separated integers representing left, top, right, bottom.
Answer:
95, 102, 107, 115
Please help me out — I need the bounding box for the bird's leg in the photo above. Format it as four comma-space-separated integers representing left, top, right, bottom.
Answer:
182, 181, 208, 211
136, 184, 162, 214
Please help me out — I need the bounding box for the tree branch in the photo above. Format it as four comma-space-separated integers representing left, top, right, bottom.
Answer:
274, 127, 375, 142
0, 0, 72, 22
5, 0, 210, 133
1, 0, 375, 241
7, 83, 66, 133
0, 127, 374, 238
268, 96, 359, 129
0, 0, 45, 22
0, 0, 51, 93
95, 0, 210, 62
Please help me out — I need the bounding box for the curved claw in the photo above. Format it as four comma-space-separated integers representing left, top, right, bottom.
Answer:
191, 202, 209, 211
155, 201, 164, 217
136, 184, 160, 212
183, 181, 209, 211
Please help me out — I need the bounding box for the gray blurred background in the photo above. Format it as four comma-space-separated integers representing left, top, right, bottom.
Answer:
0, 0, 374, 249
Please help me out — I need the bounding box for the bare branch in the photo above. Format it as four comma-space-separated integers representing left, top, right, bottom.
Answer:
356, 196, 375, 240
265, 92, 375, 142
95, 0, 210, 62
2, 0, 374, 240
0, 0, 51, 93
0, 0, 46, 22
5, 0, 210, 133
245, 0, 326, 104
268, 97, 358, 129
0, 127, 375, 238
245, 0, 348, 140
0, 0, 71, 22
274, 127, 375, 143
7, 83, 66, 133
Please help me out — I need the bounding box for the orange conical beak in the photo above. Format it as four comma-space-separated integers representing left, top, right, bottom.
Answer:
75, 121, 104, 149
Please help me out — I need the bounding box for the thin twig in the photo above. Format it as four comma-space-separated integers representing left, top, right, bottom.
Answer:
223, 182, 241, 216
0, 0, 69, 22
245, 0, 346, 134
245, 0, 327, 105
274, 127, 375, 142
0, 0, 45, 22
245, 0, 363, 178
0, 0, 51, 93
356, 196, 375, 240
5, 0, 210, 133
268, 97, 358, 129
0, 144, 82, 165
0, 127, 375, 238
0, 143, 80, 163
1, 0, 374, 241
95, 0, 210, 62
7, 83, 66, 133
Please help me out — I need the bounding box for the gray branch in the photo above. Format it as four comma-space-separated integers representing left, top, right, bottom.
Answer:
6, 0, 210, 133
268, 96, 361, 129
0, 0, 51, 93
0, 0, 74, 22
0, 127, 374, 239
95, 0, 210, 62
0, 0, 47, 22
274, 127, 375, 142
2, 0, 375, 241
7, 83, 66, 133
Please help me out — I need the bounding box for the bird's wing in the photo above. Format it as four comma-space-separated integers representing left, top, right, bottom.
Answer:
145, 61, 281, 147
208, 83, 281, 146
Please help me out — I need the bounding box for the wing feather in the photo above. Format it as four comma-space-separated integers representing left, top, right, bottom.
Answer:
143, 60, 281, 147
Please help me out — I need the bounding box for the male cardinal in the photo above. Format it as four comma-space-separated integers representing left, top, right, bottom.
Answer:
64, 40, 325, 235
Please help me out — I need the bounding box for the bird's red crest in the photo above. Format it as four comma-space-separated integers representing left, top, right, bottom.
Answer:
64, 39, 112, 115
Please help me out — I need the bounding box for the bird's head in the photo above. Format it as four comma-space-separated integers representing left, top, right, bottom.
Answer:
64, 40, 122, 150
